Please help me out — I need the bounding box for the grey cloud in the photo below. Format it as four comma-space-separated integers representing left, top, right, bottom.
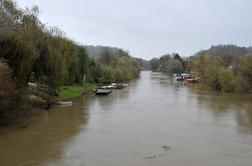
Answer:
17, 0, 252, 59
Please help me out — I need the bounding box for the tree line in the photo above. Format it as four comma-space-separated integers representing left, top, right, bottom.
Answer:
150, 45, 252, 93
190, 53, 252, 93
150, 53, 186, 74
0, 0, 140, 125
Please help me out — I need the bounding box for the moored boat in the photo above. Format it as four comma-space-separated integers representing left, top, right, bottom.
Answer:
93, 88, 112, 95
175, 73, 191, 81
55, 101, 73, 106
101, 85, 115, 89
122, 83, 129, 88
110, 83, 129, 89
185, 77, 200, 84
185, 78, 196, 83
114, 83, 124, 89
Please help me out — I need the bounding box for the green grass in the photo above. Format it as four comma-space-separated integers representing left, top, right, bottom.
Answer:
55, 83, 98, 100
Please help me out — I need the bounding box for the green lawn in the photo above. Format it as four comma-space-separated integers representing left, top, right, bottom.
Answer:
55, 83, 98, 100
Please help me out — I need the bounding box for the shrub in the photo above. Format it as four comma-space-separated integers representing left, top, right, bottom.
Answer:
218, 68, 234, 92
233, 75, 250, 93
0, 61, 30, 125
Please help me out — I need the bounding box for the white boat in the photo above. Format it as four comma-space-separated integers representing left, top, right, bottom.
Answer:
55, 101, 73, 106
101, 85, 115, 89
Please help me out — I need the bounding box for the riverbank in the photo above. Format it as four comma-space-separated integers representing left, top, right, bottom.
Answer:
55, 83, 98, 101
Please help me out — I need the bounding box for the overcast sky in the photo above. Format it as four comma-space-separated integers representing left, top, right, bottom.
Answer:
17, 0, 252, 60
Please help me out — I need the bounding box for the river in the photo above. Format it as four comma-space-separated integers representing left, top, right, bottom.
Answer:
1, 71, 252, 166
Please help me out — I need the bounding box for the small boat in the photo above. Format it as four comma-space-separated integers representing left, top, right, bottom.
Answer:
175, 76, 183, 81
173, 74, 179, 79
185, 77, 200, 84
115, 83, 124, 89
185, 78, 196, 83
110, 83, 123, 89
111, 83, 129, 89
101, 85, 115, 89
55, 101, 73, 106
176, 73, 191, 81
111, 83, 117, 86
122, 83, 129, 88
94, 88, 112, 95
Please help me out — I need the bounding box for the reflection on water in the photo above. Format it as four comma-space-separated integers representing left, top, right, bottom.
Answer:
1, 71, 252, 166
0, 97, 91, 166
189, 87, 252, 134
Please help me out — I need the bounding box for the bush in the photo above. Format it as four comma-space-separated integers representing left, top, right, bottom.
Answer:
234, 75, 250, 93
165, 59, 183, 74
218, 68, 234, 92
0, 61, 30, 125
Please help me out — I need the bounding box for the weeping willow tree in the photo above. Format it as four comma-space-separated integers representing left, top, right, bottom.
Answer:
92, 49, 140, 84
0, 0, 90, 89
0, 0, 43, 88
0, 60, 30, 125
33, 33, 66, 89
62, 41, 89, 85
0, 0, 91, 124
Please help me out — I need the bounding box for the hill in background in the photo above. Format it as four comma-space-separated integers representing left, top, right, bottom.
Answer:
85, 45, 150, 70
194, 44, 252, 57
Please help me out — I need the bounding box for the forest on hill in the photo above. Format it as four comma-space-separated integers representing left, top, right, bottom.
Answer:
0, 0, 140, 125
86, 45, 150, 70
194, 44, 252, 57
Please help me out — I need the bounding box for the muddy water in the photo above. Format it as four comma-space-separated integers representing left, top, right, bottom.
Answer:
1, 71, 252, 166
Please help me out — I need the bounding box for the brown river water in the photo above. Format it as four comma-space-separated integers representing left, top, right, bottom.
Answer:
1, 71, 252, 166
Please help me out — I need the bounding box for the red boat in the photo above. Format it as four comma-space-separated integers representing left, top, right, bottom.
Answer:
185, 77, 199, 84
186, 78, 195, 83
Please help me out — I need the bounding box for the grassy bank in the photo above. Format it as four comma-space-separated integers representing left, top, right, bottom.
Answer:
55, 83, 98, 100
